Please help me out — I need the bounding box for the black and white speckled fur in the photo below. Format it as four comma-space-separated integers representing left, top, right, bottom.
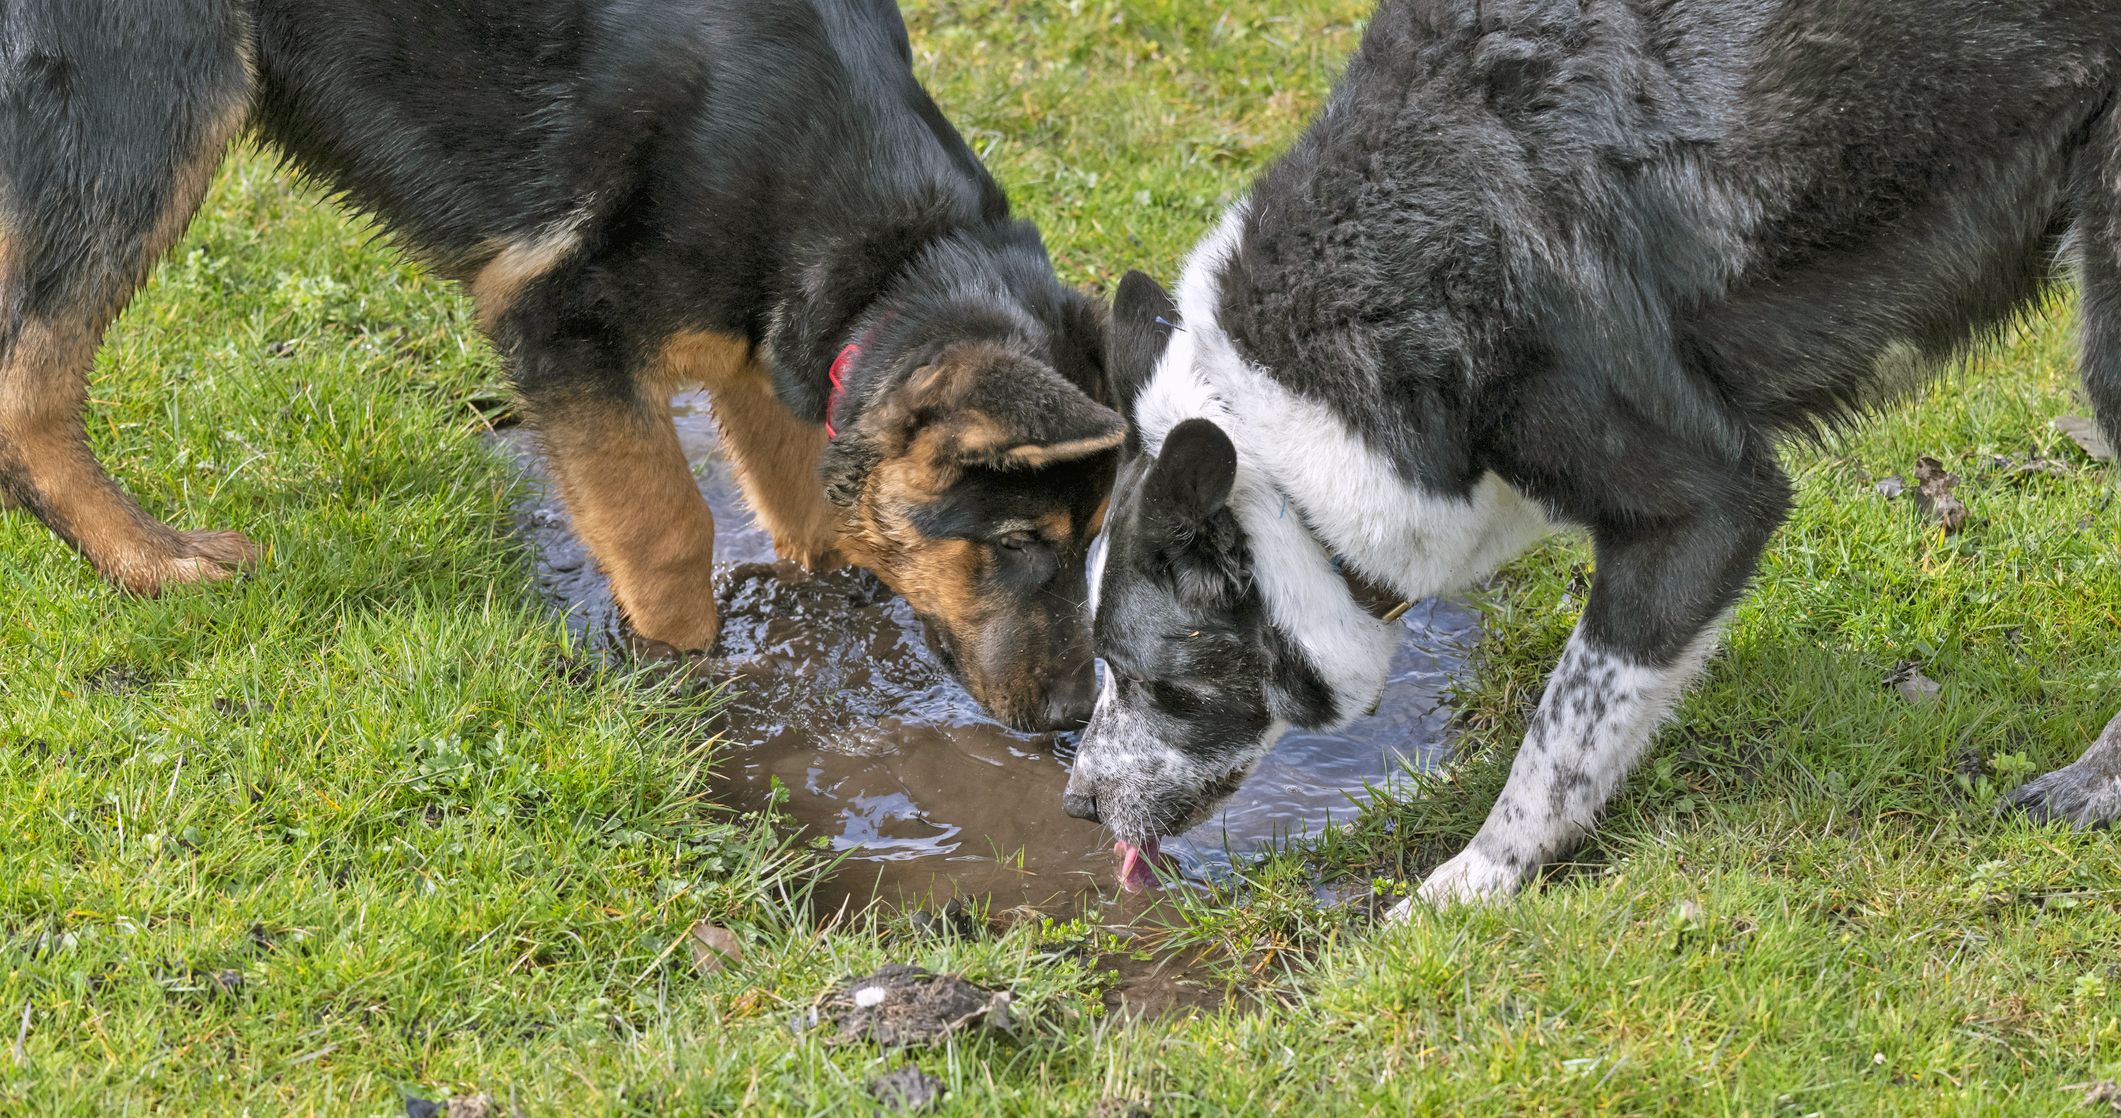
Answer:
1073, 0, 2121, 905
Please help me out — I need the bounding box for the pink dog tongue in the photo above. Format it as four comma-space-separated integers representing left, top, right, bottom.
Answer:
1113, 839, 1165, 892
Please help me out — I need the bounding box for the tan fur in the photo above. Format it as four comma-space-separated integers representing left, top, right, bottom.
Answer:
875, 342, 1122, 467
988, 429, 1126, 468
468, 218, 587, 333
0, 89, 259, 593
830, 424, 1053, 719
660, 329, 841, 568
531, 388, 721, 652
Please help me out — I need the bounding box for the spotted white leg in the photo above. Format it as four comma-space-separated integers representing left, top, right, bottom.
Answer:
1389, 621, 1722, 916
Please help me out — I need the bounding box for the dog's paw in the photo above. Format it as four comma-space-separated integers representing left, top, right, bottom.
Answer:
113, 529, 260, 595
2004, 763, 2121, 830
1410, 847, 1528, 910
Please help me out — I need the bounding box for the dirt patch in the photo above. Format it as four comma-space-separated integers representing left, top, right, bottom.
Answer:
84, 663, 149, 696
403, 1094, 496, 1118
820, 965, 1012, 1048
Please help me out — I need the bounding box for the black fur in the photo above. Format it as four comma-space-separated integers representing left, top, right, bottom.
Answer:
2, 0, 1117, 729
1078, 0, 2121, 865
1222, 0, 2121, 665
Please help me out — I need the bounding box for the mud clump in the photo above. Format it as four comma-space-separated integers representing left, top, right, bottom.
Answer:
403, 1094, 496, 1118
822, 965, 1012, 1048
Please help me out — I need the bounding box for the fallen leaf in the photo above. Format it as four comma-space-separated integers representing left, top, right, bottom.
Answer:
869, 1065, 946, 1112
2064, 1080, 2121, 1113
687, 920, 742, 974
1886, 661, 1942, 706
2054, 415, 2117, 463
1911, 457, 1967, 533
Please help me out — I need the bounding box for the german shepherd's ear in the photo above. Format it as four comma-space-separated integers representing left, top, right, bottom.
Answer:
1108, 271, 1176, 427
882, 341, 1125, 470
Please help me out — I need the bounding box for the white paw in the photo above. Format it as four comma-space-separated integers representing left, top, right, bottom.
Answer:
1414, 847, 1527, 908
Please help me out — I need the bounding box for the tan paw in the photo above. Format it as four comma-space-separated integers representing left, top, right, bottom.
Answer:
112, 529, 260, 595
771, 535, 844, 572
620, 596, 720, 657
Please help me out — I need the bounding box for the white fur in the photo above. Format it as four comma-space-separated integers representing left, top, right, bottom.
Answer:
1127, 203, 1555, 724
1394, 621, 1725, 914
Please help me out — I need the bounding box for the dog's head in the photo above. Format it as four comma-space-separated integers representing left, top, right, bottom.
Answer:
822, 303, 1120, 732
1062, 272, 1352, 849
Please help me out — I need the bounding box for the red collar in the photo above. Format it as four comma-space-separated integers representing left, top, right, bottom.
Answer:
824, 342, 860, 439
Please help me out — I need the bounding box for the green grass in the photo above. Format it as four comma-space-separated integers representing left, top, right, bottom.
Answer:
4, 1, 2119, 1113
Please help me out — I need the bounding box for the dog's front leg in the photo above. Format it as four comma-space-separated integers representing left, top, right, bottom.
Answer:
2006, 709, 2121, 828
1403, 469, 1789, 910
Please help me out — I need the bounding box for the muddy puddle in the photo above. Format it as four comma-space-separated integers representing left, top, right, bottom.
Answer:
498, 392, 1476, 929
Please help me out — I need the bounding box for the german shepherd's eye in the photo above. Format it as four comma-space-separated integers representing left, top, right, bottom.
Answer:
991, 531, 1058, 586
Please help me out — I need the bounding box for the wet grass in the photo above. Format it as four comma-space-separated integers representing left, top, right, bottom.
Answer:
4, 1, 2119, 1113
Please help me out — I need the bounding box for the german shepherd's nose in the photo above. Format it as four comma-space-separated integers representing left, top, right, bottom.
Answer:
1037, 659, 1097, 730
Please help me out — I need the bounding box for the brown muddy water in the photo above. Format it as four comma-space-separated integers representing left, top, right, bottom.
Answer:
497, 393, 1477, 927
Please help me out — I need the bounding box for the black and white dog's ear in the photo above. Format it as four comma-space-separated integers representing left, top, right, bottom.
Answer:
1144, 417, 1236, 527
1107, 270, 1177, 427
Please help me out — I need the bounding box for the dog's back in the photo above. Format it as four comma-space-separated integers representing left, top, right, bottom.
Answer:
1, 0, 1121, 730
1075, 0, 2121, 903
1225, 0, 2121, 465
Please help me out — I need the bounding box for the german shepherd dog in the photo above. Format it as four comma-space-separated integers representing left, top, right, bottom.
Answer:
1071, 0, 2121, 900
0, 0, 1123, 730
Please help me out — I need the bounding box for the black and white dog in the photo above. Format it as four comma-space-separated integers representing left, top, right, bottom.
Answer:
1068, 0, 2121, 906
